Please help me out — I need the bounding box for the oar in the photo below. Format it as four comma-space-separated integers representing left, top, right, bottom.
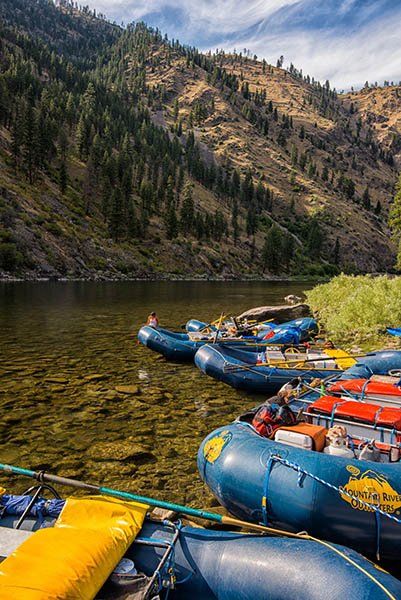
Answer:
224, 352, 376, 372
213, 313, 225, 343
198, 315, 228, 334
0, 463, 310, 540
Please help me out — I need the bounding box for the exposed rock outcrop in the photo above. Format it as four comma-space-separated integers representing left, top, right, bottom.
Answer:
237, 303, 310, 323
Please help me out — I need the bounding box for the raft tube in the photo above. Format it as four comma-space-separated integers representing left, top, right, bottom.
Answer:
185, 319, 212, 332
138, 318, 319, 362
194, 342, 342, 394
1, 508, 401, 599
198, 420, 401, 561
132, 521, 401, 600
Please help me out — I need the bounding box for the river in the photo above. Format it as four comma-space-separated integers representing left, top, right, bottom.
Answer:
0, 280, 315, 506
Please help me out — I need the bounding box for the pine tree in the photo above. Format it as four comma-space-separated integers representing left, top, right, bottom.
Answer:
165, 202, 178, 239
165, 176, 174, 208
140, 180, 154, 212
83, 158, 96, 215
101, 176, 112, 220
127, 201, 138, 238
307, 219, 324, 257
173, 98, 179, 122
240, 169, 253, 205
76, 113, 89, 159
246, 203, 257, 236
362, 185, 370, 210
299, 151, 307, 171
11, 107, 23, 174
22, 100, 38, 184
108, 187, 123, 242
231, 169, 241, 196
262, 226, 282, 273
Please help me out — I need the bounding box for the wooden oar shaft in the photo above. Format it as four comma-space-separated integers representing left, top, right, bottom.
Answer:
199, 315, 228, 332
221, 516, 310, 539
213, 313, 225, 344
245, 352, 374, 369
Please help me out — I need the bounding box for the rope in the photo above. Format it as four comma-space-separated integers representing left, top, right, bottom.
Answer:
137, 520, 194, 595
262, 456, 275, 526
262, 455, 398, 599
374, 407, 385, 429
266, 455, 401, 526
338, 385, 360, 401
310, 538, 397, 600
330, 400, 350, 427
361, 380, 370, 401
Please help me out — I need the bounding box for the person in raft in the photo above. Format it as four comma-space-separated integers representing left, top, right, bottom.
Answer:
147, 312, 159, 327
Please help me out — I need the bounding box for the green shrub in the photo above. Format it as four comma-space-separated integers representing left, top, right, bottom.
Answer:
115, 261, 136, 274
0, 243, 23, 272
305, 274, 401, 347
46, 222, 63, 236
91, 257, 107, 271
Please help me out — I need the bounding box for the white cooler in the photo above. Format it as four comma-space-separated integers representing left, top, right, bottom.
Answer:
274, 428, 314, 450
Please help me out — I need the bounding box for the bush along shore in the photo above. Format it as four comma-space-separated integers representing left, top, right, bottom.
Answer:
304, 274, 401, 352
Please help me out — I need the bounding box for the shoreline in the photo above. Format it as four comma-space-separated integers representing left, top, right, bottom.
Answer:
0, 274, 320, 283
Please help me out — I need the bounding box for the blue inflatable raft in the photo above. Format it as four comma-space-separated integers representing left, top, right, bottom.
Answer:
194, 342, 355, 394
138, 318, 319, 362
388, 327, 401, 337
198, 351, 401, 561
0, 494, 401, 599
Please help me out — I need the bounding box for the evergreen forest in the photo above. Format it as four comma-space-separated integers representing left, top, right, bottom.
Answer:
0, 0, 400, 279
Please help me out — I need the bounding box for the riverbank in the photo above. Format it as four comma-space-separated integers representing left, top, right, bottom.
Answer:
305, 274, 401, 352
0, 271, 322, 283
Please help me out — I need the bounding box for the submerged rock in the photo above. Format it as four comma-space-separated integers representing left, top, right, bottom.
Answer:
44, 377, 69, 384
115, 384, 140, 395
87, 440, 155, 463
84, 374, 109, 382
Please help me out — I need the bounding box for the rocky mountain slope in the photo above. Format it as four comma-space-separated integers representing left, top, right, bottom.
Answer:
0, 0, 399, 280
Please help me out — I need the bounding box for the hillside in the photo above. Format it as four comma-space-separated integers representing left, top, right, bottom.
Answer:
342, 85, 401, 168
0, 0, 399, 280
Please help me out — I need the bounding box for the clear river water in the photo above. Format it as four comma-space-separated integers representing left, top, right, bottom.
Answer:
0, 280, 316, 507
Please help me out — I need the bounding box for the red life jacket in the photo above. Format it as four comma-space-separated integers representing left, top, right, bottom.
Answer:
252, 403, 296, 438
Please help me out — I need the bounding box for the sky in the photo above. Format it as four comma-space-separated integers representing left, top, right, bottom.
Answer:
83, 0, 401, 91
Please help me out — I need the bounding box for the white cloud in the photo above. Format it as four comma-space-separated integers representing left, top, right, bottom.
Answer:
239, 12, 401, 89
83, 0, 401, 90
86, 0, 300, 32
338, 0, 357, 16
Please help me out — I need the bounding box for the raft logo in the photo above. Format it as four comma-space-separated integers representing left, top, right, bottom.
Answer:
340, 469, 401, 514
204, 430, 232, 463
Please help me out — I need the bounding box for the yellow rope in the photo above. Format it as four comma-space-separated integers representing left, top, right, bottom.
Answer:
221, 519, 396, 600
309, 536, 397, 600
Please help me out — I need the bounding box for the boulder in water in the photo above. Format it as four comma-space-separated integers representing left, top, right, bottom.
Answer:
237, 303, 310, 324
